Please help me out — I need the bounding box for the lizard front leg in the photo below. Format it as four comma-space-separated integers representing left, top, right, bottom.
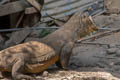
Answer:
56, 42, 74, 69
12, 58, 35, 80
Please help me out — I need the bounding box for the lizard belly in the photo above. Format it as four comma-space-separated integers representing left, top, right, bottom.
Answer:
26, 55, 59, 73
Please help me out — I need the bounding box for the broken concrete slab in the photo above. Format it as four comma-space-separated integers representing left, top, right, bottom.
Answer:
106, 0, 120, 13
24, 37, 40, 42
5, 27, 31, 48
93, 14, 120, 29
108, 43, 117, 48
115, 50, 120, 56
106, 48, 118, 54
70, 45, 105, 68
28, 23, 48, 38
0, 34, 5, 50
93, 15, 114, 28
93, 32, 120, 45
29, 29, 42, 38
0, 34, 4, 43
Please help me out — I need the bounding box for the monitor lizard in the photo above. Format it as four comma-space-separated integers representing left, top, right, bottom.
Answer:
0, 12, 98, 80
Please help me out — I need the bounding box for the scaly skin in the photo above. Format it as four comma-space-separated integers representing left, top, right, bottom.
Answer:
0, 13, 98, 80
0, 41, 56, 72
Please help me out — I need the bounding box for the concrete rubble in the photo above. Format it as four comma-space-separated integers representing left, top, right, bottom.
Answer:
5, 27, 32, 48
106, 0, 120, 13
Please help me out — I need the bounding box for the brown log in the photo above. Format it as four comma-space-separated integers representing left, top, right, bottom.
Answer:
0, 1, 26, 17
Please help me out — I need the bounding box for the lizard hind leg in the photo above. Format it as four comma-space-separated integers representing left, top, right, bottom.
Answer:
12, 58, 35, 80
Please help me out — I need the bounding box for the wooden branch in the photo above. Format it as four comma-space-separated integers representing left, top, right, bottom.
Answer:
0, 1, 25, 16
0, 1, 37, 16
26, 0, 42, 11
25, 7, 37, 14
79, 42, 109, 46
15, 12, 24, 28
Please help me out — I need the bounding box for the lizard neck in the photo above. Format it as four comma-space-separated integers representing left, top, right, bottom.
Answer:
40, 13, 97, 52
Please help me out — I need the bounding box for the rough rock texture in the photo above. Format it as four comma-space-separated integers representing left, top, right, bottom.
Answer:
0, 34, 5, 50
93, 15, 120, 28
5, 27, 31, 48
106, 0, 120, 11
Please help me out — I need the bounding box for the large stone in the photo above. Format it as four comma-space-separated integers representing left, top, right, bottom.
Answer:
108, 43, 117, 48
70, 45, 104, 67
0, 34, 5, 50
28, 23, 48, 38
24, 37, 40, 42
106, 48, 118, 54
29, 29, 42, 38
106, 0, 120, 13
5, 27, 31, 48
93, 15, 114, 27
116, 50, 120, 56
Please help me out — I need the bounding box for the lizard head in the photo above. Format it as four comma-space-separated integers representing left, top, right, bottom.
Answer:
76, 13, 98, 38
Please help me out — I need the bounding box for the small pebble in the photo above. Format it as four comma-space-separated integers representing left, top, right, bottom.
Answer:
61, 77, 69, 80
36, 75, 44, 80
42, 71, 49, 77
116, 50, 120, 56
106, 48, 118, 54
108, 44, 117, 48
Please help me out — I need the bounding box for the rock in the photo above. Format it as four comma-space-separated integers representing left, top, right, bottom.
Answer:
1, 79, 12, 80
29, 23, 47, 38
24, 37, 40, 42
42, 71, 49, 77
114, 60, 120, 65
108, 43, 117, 48
0, 34, 5, 50
0, 34, 4, 42
59, 71, 66, 77
0, 72, 3, 79
5, 27, 31, 48
93, 15, 114, 27
71, 77, 81, 80
36, 76, 43, 80
106, 48, 118, 54
106, 0, 120, 13
116, 50, 120, 56
61, 78, 69, 80
113, 66, 120, 72
29, 30, 42, 38
70, 46, 102, 67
